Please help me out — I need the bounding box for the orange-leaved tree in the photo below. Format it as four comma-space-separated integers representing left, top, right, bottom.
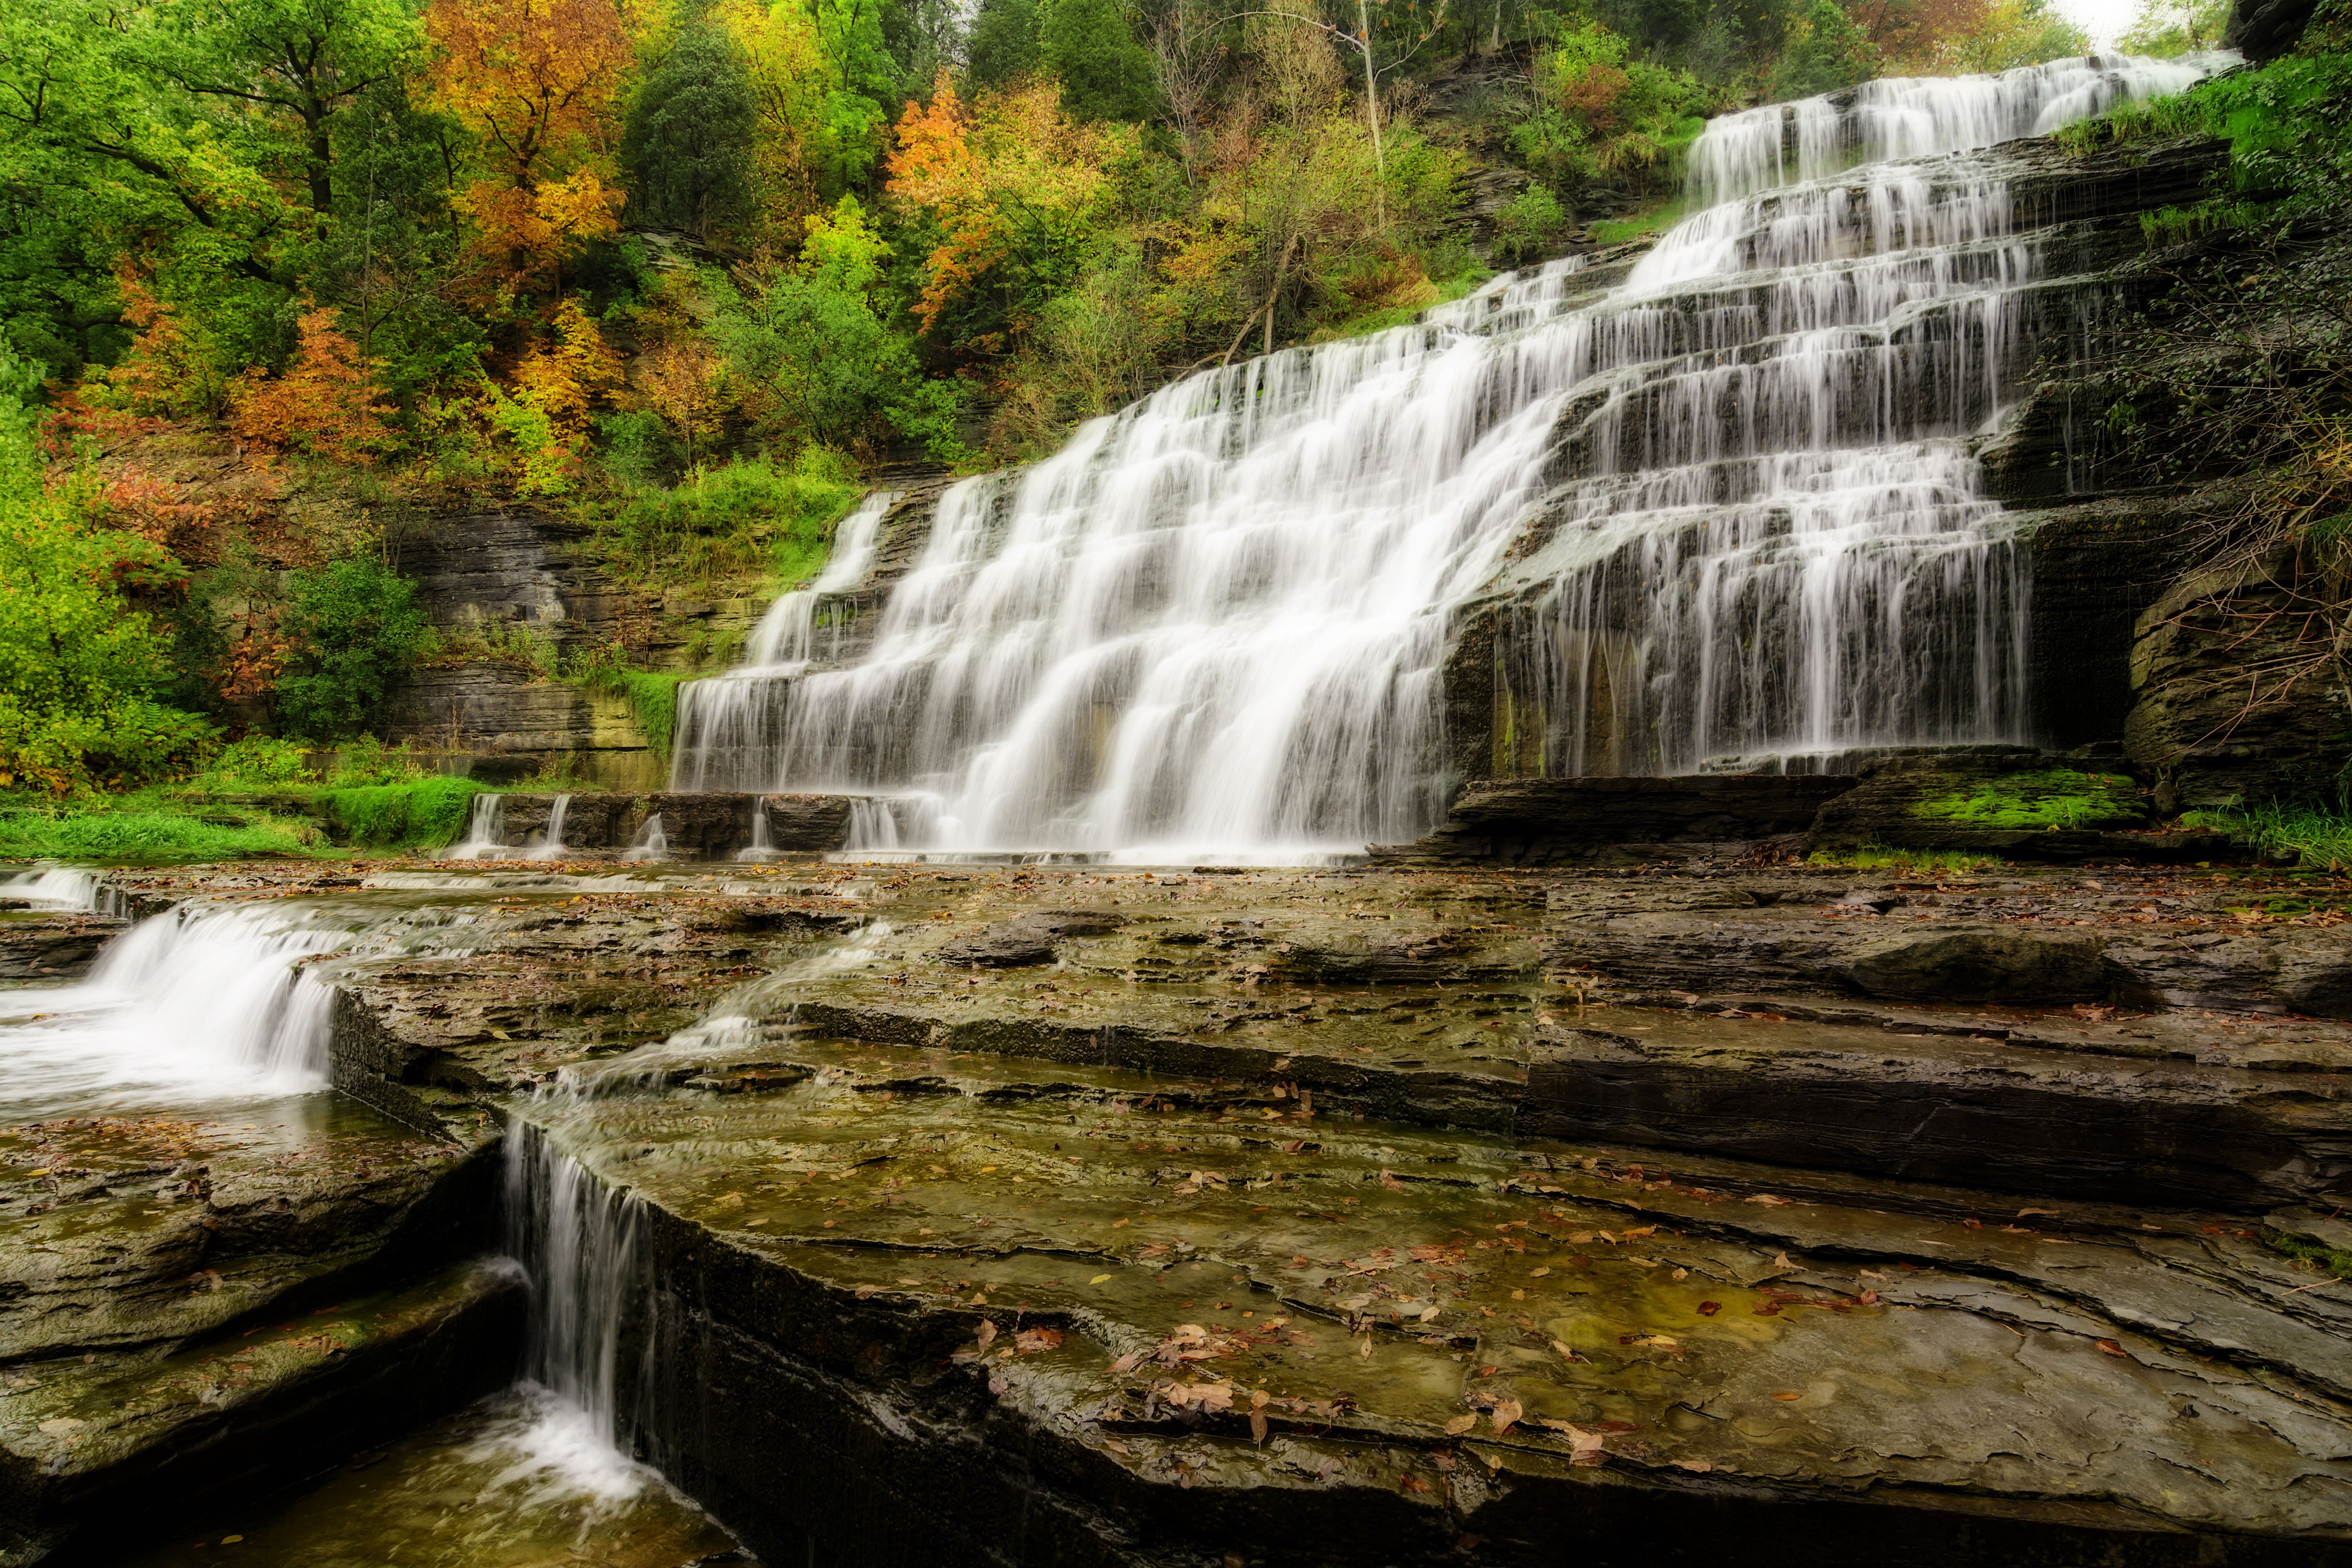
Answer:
422, 0, 632, 294
886, 74, 1135, 355
231, 302, 396, 465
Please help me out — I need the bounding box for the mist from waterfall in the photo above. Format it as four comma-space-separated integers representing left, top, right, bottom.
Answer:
669, 52, 2226, 856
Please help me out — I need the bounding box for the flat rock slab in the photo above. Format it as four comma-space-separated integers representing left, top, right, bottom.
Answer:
513, 1036, 2352, 1565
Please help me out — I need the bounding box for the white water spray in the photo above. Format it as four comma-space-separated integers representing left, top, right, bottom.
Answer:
668, 52, 2226, 854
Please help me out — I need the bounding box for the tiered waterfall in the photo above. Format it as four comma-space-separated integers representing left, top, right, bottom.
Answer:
670, 52, 2224, 858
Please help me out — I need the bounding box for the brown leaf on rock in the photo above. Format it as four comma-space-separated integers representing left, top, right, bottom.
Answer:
1490, 1400, 1522, 1435
1400, 1473, 1432, 1494
2096, 1339, 2130, 1359
1250, 1410, 1269, 1444
1379, 1168, 1406, 1193
1014, 1328, 1064, 1354
975, 1320, 998, 1352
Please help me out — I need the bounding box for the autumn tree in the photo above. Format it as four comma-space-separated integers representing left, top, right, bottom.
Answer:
488, 294, 622, 492
423, 0, 631, 292
886, 76, 1136, 351
231, 301, 395, 464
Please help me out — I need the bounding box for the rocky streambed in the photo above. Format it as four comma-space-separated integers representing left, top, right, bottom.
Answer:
8, 855, 2352, 1565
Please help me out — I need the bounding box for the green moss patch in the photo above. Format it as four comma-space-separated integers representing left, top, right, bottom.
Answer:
1910, 769, 2144, 831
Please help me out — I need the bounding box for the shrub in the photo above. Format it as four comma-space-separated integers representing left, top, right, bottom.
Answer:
596, 448, 863, 591
273, 557, 437, 741
1493, 185, 1567, 265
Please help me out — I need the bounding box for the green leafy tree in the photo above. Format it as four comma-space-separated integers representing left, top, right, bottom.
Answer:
814, 0, 896, 193
1041, 0, 1160, 121
1774, 0, 1879, 98
272, 556, 436, 740
623, 19, 761, 239
0, 350, 209, 789
967, 0, 1043, 86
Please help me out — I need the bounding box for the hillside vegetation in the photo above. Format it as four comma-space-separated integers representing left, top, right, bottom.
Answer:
0, 0, 2303, 820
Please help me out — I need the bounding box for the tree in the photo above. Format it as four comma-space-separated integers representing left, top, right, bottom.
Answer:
231, 301, 395, 463
0, 349, 208, 788
1041, 0, 1160, 121
886, 75, 1135, 347
2119, 0, 2227, 54
968, 0, 1044, 85
1773, 0, 1879, 97
422, 0, 631, 291
813, 0, 897, 193
622, 19, 760, 240
489, 293, 622, 492
272, 555, 435, 739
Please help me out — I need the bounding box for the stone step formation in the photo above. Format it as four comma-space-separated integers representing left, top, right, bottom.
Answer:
7, 854, 2352, 1566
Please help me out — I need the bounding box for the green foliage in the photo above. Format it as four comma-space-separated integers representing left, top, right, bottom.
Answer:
0, 349, 212, 790
273, 556, 437, 741
595, 448, 863, 591
316, 773, 481, 848
1511, 26, 1712, 198
0, 797, 329, 861
967, 0, 1041, 86
1912, 769, 2146, 830
190, 735, 318, 790
709, 198, 937, 448
623, 19, 760, 240
2188, 800, 2352, 869
2266, 1228, 2352, 1283
2140, 198, 2266, 247
1040, 0, 1158, 122
1492, 185, 1567, 266
2118, 0, 2229, 55
1773, 0, 1877, 99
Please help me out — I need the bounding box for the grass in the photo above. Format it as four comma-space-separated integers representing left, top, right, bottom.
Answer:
1807, 844, 2007, 875
313, 775, 483, 851
0, 797, 331, 862
1911, 769, 2144, 831
2267, 1229, 2352, 1283
577, 668, 693, 761
2186, 799, 2352, 869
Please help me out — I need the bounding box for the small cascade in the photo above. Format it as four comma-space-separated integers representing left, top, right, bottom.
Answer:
450, 793, 510, 860
500, 1122, 663, 1499
621, 815, 668, 862
734, 803, 777, 863
662, 52, 2226, 855
670, 493, 895, 791
0, 901, 345, 1117
0, 866, 103, 910
525, 795, 574, 861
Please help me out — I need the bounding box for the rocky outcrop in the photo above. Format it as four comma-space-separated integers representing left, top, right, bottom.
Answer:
0, 914, 122, 982
465, 791, 862, 858
1378, 775, 1857, 863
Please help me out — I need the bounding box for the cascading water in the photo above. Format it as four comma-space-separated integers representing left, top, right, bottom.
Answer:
0, 901, 347, 1118
526, 794, 573, 861
671, 493, 894, 792
667, 52, 2225, 857
452, 793, 509, 860
622, 815, 668, 862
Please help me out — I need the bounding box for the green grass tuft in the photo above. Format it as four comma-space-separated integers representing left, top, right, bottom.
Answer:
2186, 799, 2352, 869
315, 775, 483, 851
1911, 769, 2144, 831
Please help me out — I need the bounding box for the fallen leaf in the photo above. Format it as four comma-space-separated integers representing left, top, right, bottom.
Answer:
1091, 1273, 1113, 1284
1696, 1300, 1720, 1316
1251, 1410, 1269, 1443
1671, 1458, 1712, 1473
1743, 1194, 1791, 1207
2096, 1339, 2130, 1359
1400, 1473, 1432, 1494
1528, 1266, 1551, 1278
1491, 1400, 1523, 1435
1770, 1391, 1802, 1402
1014, 1328, 1063, 1354
1379, 1169, 1406, 1193
1444, 1414, 1478, 1435
854, 1283, 880, 1299
975, 1321, 998, 1352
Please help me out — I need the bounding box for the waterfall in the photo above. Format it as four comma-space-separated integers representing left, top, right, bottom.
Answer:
499, 1121, 665, 1502
0, 901, 343, 1116
667, 52, 2226, 857
525, 794, 573, 861
622, 815, 668, 862
451, 793, 509, 860
736, 801, 776, 862
671, 493, 895, 792
0, 866, 103, 910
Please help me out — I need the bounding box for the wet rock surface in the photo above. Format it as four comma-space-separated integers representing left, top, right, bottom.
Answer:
15, 856, 2352, 1564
